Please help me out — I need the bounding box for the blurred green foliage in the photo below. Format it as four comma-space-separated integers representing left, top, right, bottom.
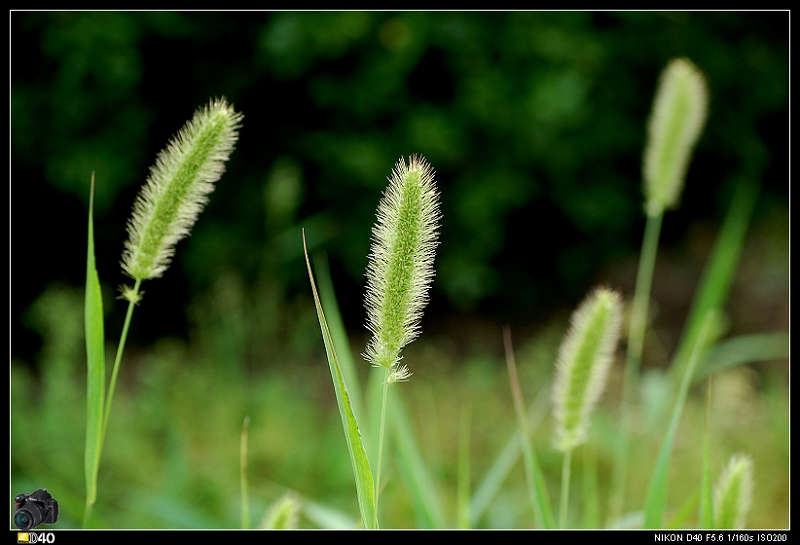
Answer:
12, 11, 788, 365
10, 285, 789, 528
10, 12, 788, 528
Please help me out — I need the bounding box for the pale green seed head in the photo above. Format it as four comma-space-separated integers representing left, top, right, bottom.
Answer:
714, 453, 754, 529
259, 492, 301, 530
121, 98, 243, 281
643, 57, 709, 216
364, 155, 441, 375
552, 288, 622, 452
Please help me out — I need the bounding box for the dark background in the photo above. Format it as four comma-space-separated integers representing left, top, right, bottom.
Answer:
11, 11, 789, 370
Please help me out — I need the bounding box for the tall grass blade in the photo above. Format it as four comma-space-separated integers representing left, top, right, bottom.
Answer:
303, 230, 377, 529
644, 311, 715, 528
669, 177, 759, 385
699, 378, 714, 529
240, 415, 250, 529
504, 327, 555, 529
83, 173, 105, 528
389, 390, 447, 528
457, 403, 472, 529
313, 252, 365, 423
471, 429, 521, 527
469, 384, 550, 526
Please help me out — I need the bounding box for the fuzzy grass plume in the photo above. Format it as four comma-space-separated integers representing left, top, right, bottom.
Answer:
552, 288, 623, 452
121, 97, 243, 282
363, 154, 441, 381
643, 57, 709, 216
714, 453, 754, 529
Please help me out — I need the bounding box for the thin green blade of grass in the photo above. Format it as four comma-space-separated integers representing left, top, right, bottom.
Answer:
302, 230, 377, 529
669, 177, 759, 386
667, 488, 700, 529
470, 427, 522, 526
240, 415, 250, 529
699, 378, 714, 529
504, 327, 555, 529
313, 252, 365, 423
694, 332, 789, 382
582, 443, 601, 529
83, 173, 105, 528
389, 389, 447, 529
457, 403, 472, 529
469, 380, 550, 527
644, 311, 715, 529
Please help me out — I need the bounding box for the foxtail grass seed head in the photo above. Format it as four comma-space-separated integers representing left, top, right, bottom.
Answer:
714, 453, 754, 529
552, 288, 622, 452
643, 57, 709, 216
364, 155, 441, 380
121, 98, 242, 281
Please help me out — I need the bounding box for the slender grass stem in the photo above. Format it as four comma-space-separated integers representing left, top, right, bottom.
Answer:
559, 449, 572, 528
609, 210, 663, 523
504, 327, 555, 529
82, 498, 93, 529
375, 368, 391, 508
102, 278, 142, 439
241, 416, 251, 529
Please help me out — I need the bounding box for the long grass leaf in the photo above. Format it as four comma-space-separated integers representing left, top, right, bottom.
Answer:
504, 327, 555, 529
695, 332, 789, 381
457, 403, 472, 529
469, 380, 550, 526
313, 252, 365, 422
303, 230, 377, 529
699, 378, 714, 528
83, 173, 105, 527
644, 311, 715, 528
669, 177, 759, 385
390, 390, 447, 528
240, 415, 250, 529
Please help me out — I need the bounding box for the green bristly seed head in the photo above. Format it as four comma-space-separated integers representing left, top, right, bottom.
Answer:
121, 98, 243, 281
552, 288, 622, 452
714, 453, 754, 529
260, 493, 301, 529
643, 57, 709, 216
364, 155, 441, 378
